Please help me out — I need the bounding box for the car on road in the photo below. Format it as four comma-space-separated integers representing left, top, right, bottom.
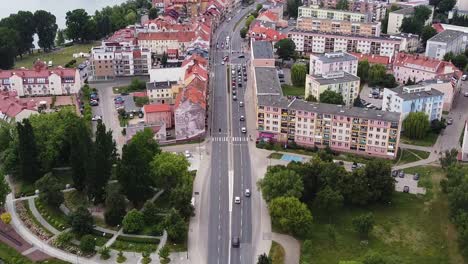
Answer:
239, 101, 244, 107
234, 196, 240, 204
403, 186, 410, 193
238, 83, 242, 88
221, 61, 225, 65
241, 127, 247, 133
223, 56, 228, 61
114, 96, 125, 103
399, 171, 405, 178
232, 90, 237, 95
245, 189, 251, 197
238, 54, 245, 58
464, 92, 468, 97
240, 115, 245, 121
447, 118, 453, 125
244, 77, 247, 81
232, 236, 240, 248
90, 93, 99, 101
90, 100, 99, 106
413, 173, 420, 181
233, 95, 237, 101
91, 115, 102, 121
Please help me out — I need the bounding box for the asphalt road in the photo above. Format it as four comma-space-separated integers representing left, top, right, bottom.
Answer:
207, 6, 254, 264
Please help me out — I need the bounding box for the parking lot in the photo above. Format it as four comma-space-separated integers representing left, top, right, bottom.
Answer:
359, 85, 383, 109
393, 170, 426, 195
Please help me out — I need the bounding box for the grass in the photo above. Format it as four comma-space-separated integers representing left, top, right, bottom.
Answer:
0, 243, 70, 264
281, 84, 305, 97
268, 152, 283, 159
400, 132, 439, 147
15, 42, 98, 69
93, 216, 120, 232
14, 168, 73, 198
63, 190, 89, 211
35, 198, 70, 231
74, 232, 110, 247
110, 236, 159, 252
299, 166, 463, 264
395, 149, 431, 165
166, 239, 188, 252
269, 241, 285, 264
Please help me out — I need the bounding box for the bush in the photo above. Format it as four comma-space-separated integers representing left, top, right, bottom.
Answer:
79, 234, 96, 253
117, 250, 126, 263
99, 246, 111, 260
55, 231, 73, 247
134, 96, 149, 107
117, 235, 160, 244
122, 209, 145, 233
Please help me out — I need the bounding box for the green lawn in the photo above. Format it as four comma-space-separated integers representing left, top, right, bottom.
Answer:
396, 149, 431, 165
269, 241, 285, 264
268, 152, 283, 159
281, 84, 305, 97
35, 199, 70, 231
15, 43, 98, 69
14, 169, 73, 198
400, 132, 439, 147
0, 243, 70, 264
300, 166, 463, 264
110, 236, 159, 252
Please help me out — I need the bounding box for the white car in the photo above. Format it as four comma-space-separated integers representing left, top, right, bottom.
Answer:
239, 101, 244, 107
221, 61, 225, 65
245, 189, 251, 197
91, 115, 102, 121
241, 127, 247, 133
234, 196, 241, 204
185, 150, 192, 158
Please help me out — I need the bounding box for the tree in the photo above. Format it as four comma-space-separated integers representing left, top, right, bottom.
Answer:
163, 208, 188, 243
240, 27, 248, 39
403, 112, 430, 140
34, 10, 58, 51
245, 15, 255, 28
400, 17, 423, 34
65, 9, 92, 42
438, 0, 456, 13
88, 122, 116, 203
291, 63, 307, 87
258, 169, 304, 203
452, 54, 468, 70
142, 201, 159, 225
169, 172, 194, 219
365, 159, 394, 203
161, 52, 168, 67
440, 148, 459, 168
17, 119, 41, 183
0, 27, 20, 69
257, 253, 272, 264
80, 235, 96, 253
336, 0, 349, 10
256, 4, 264, 12
274, 38, 296, 61
286, 0, 302, 18
306, 95, 317, 102
414, 6, 432, 21
362, 251, 388, 264
344, 169, 372, 205
357, 60, 370, 83
406, 77, 416, 85
431, 118, 446, 134
68, 120, 92, 192
122, 209, 145, 233
268, 197, 313, 237
158, 245, 170, 264
99, 246, 111, 260
353, 95, 363, 107
151, 151, 189, 190
381, 74, 397, 88
421, 25, 437, 46
368, 64, 387, 87
35, 173, 64, 208
319, 90, 344, 105
148, 7, 159, 20
69, 206, 94, 236
0, 11, 35, 57
314, 186, 343, 219
444, 51, 455, 62
56, 29, 65, 47
104, 185, 127, 226
352, 213, 374, 239
0, 173, 10, 207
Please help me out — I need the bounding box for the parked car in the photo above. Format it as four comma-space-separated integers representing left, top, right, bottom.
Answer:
90, 100, 99, 106
392, 170, 399, 177
447, 118, 453, 125
91, 115, 102, 121
233, 95, 237, 101
239, 101, 244, 107
403, 186, 410, 193
413, 173, 420, 181
240, 115, 245, 121
464, 92, 468, 97
398, 171, 405, 178
232, 236, 240, 248
351, 162, 358, 170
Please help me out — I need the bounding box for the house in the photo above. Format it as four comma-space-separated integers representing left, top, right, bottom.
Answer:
298, 5, 370, 22
296, 16, 381, 37
143, 104, 173, 127
389, 33, 420, 53
146, 81, 177, 104
137, 31, 197, 54
419, 79, 457, 112
248, 23, 287, 43
0, 91, 38, 122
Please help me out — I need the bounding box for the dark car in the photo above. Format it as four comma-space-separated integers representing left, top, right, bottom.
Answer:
398, 171, 405, 178
413, 173, 420, 181
392, 170, 399, 177
403, 186, 410, 193
351, 162, 358, 170
238, 54, 245, 58
238, 83, 242, 88
90, 100, 99, 106
120, 92, 129, 96
232, 237, 240, 248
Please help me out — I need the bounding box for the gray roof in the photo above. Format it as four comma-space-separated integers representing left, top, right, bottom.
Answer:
428, 29, 466, 44
312, 52, 357, 64
392, 85, 444, 101
257, 95, 290, 108
255, 67, 283, 95
146, 81, 177, 90
309, 72, 360, 85
392, 7, 414, 15
289, 99, 401, 122
289, 29, 401, 42
252, 41, 274, 59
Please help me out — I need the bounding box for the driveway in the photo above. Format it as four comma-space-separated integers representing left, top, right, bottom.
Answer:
359, 84, 382, 108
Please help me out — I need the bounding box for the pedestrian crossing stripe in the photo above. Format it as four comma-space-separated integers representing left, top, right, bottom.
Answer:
212, 137, 248, 142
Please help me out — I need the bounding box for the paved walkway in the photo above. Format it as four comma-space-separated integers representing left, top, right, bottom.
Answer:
399, 143, 433, 152
271, 232, 300, 264
28, 197, 61, 235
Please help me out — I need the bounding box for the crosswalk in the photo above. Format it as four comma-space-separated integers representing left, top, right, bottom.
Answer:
212, 136, 248, 142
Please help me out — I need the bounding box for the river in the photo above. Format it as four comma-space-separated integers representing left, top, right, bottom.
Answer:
0, 0, 129, 29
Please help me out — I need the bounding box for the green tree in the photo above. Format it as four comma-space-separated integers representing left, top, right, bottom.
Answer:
17, 119, 41, 183
56, 29, 65, 46
314, 186, 343, 219
438, 0, 456, 13
0, 11, 35, 57
79, 234, 96, 253
368, 64, 387, 86
142, 201, 159, 225
452, 54, 468, 70
400, 17, 423, 34
357, 60, 370, 83
163, 208, 188, 243
414, 6, 432, 21
245, 15, 255, 28
0, 174, 10, 206
382, 74, 397, 88
344, 169, 371, 205
353, 95, 364, 107
104, 185, 127, 226
34, 10, 58, 51
286, 0, 302, 18
258, 169, 304, 203
352, 213, 374, 239
362, 251, 387, 264
444, 51, 455, 62
256, 4, 264, 12
403, 112, 430, 140
421, 25, 437, 46
169, 172, 194, 219
257, 253, 272, 264
291, 63, 307, 86
440, 148, 459, 168
151, 152, 189, 191
319, 90, 344, 105
122, 209, 145, 233
240, 27, 248, 39
0, 27, 20, 69
99, 246, 111, 260
336, 0, 349, 10
68, 120, 92, 192
158, 245, 170, 264
365, 159, 394, 203
65, 9, 92, 42
274, 38, 296, 61
148, 7, 159, 20
268, 197, 313, 237
35, 173, 64, 208
69, 206, 94, 236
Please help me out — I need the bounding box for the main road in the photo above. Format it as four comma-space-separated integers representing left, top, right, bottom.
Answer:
207, 5, 255, 264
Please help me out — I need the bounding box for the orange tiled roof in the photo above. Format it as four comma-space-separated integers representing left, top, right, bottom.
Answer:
258, 10, 278, 22
144, 104, 172, 113
350, 52, 389, 65
138, 31, 197, 42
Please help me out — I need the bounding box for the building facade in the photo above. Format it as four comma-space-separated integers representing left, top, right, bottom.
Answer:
387, 6, 434, 35
251, 41, 276, 67
298, 5, 370, 22
296, 17, 381, 37
425, 29, 467, 60
382, 84, 444, 121
138, 31, 197, 54
305, 71, 360, 107
288, 29, 401, 57
309, 52, 358, 75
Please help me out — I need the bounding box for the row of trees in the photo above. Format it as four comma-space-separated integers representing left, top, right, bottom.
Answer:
444, 50, 468, 70
357, 61, 397, 88
240, 4, 263, 39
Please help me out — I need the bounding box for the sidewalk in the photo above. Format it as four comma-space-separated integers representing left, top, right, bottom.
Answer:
271, 232, 300, 264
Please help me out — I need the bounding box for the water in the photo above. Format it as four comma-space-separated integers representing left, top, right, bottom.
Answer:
0, 0, 128, 29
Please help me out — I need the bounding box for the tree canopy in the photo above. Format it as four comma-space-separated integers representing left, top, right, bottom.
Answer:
258, 169, 304, 203
291, 63, 307, 87
274, 38, 296, 61
269, 196, 313, 237
403, 112, 430, 140
319, 90, 344, 105
336, 0, 349, 10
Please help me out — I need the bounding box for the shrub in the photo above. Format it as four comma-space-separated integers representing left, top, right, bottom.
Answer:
117, 250, 127, 263
99, 246, 111, 260
79, 235, 96, 253
122, 209, 145, 233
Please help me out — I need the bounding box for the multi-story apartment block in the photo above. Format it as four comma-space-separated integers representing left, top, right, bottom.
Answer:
387, 6, 434, 34
389, 33, 420, 53
296, 17, 381, 37
253, 66, 401, 159
251, 41, 276, 67
298, 5, 370, 22
288, 29, 402, 57
310, 0, 386, 21
138, 31, 197, 54
146, 81, 178, 104
309, 52, 358, 75
90, 43, 151, 80
382, 84, 444, 121
425, 29, 467, 60
0, 61, 82, 97
305, 71, 360, 107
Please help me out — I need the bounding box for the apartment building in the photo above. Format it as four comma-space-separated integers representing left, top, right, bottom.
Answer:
138, 31, 197, 54
296, 17, 381, 37
298, 5, 370, 22
251, 41, 276, 67
425, 29, 467, 60
382, 84, 444, 121
305, 71, 360, 107
387, 6, 434, 34
309, 52, 358, 75
253, 66, 401, 159
146, 81, 178, 104
0, 61, 82, 97
311, 0, 386, 21
90, 43, 151, 80
288, 29, 402, 57
389, 33, 420, 53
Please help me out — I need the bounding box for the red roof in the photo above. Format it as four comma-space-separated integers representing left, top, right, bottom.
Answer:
258, 10, 278, 22
138, 31, 196, 42
393, 52, 462, 79
108, 28, 136, 43
0, 91, 36, 118
185, 63, 208, 81
0, 61, 76, 79
144, 104, 172, 113
350, 52, 389, 65
432, 23, 445, 33
182, 54, 208, 67
248, 25, 287, 42
132, 91, 147, 98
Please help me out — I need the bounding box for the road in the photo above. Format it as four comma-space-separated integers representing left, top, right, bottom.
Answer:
207, 6, 254, 264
